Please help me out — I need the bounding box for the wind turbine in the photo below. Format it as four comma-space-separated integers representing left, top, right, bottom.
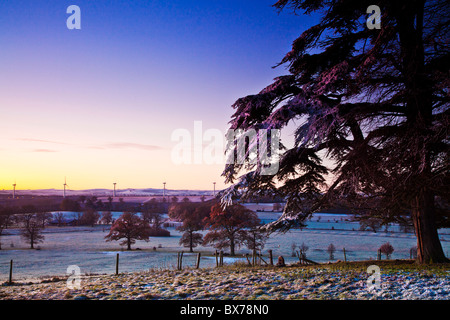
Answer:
12, 181, 16, 199
163, 182, 166, 201
63, 177, 69, 198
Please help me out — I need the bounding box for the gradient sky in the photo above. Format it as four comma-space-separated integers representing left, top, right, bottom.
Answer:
0, 0, 318, 191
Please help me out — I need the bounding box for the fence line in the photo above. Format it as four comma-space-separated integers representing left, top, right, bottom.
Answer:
6, 246, 416, 282
1, 248, 279, 281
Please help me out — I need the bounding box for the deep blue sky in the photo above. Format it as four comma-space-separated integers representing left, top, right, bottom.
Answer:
0, 0, 319, 190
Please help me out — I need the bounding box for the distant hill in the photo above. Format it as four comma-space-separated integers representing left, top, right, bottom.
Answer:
0, 188, 215, 197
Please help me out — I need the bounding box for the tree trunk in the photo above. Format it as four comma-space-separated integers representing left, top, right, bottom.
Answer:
127, 238, 131, 250
412, 190, 448, 264
396, 3, 447, 264
189, 231, 194, 253
230, 237, 235, 256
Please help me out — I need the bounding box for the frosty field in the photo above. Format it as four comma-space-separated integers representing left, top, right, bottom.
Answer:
0, 211, 449, 281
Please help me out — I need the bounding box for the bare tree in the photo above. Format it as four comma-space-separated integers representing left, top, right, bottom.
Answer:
298, 242, 309, 259
79, 208, 100, 227
0, 207, 15, 230
327, 243, 336, 260
100, 211, 113, 225
242, 228, 269, 253
0, 215, 8, 250
54, 212, 65, 227
359, 218, 381, 233
36, 212, 53, 228
291, 242, 297, 257
19, 214, 45, 249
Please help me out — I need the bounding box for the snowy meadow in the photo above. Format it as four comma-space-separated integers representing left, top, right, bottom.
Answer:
0, 208, 449, 281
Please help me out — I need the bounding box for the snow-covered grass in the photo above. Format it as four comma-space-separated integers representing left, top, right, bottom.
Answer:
1, 263, 449, 300
0, 211, 449, 281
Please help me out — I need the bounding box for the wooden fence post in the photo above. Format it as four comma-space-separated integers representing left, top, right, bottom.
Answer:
115, 253, 119, 275
215, 250, 219, 267
178, 251, 184, 270
196, 252, 201, 269
268, 250, 273, 266
9, 260, 13, 284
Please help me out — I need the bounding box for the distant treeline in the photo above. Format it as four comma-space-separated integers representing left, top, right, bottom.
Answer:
0, 195, 171, 215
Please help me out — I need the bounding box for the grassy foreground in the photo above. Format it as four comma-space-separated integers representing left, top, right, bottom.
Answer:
1, 260, 449, 300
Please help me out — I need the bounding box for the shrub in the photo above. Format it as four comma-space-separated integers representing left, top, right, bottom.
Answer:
379, 242, 394, 259
148, 227, 170, 237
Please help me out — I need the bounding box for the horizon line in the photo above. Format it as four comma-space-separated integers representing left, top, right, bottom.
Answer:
0, 187, 217, 192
